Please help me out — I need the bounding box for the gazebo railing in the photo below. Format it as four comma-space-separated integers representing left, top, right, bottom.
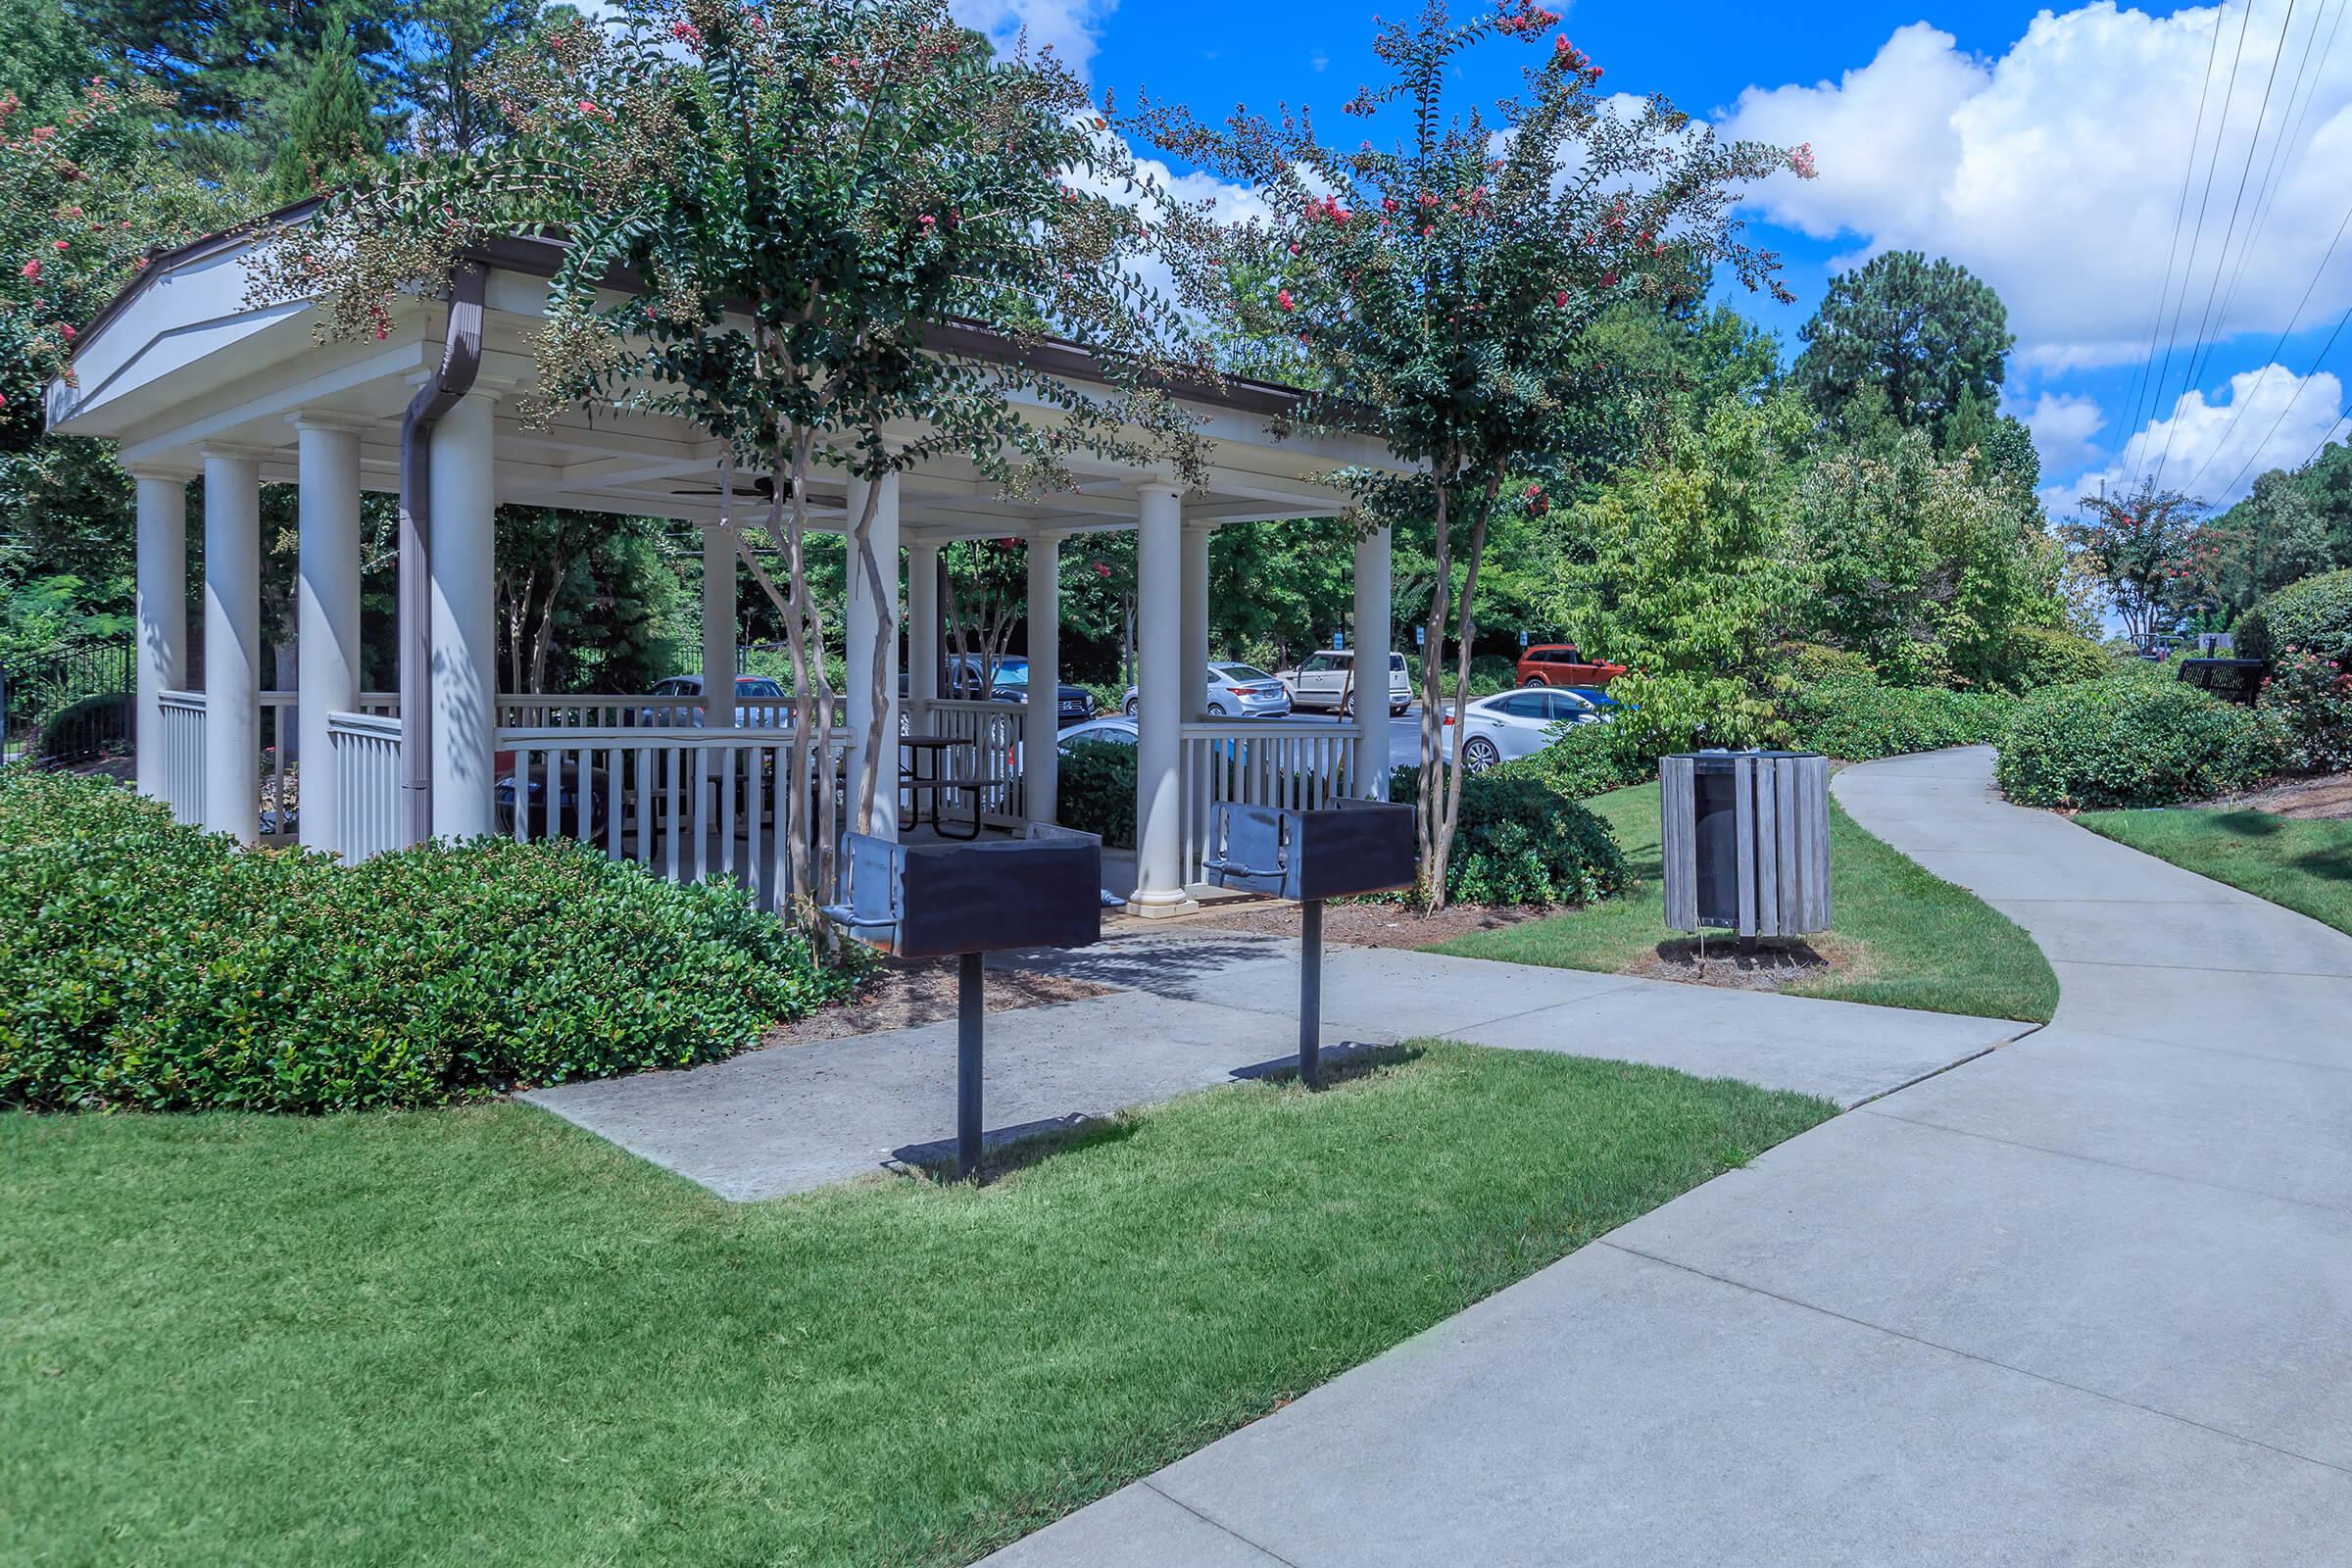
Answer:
158, 689, 207, 826
327, 710, 405, 865
1179, 718, 1360, 884
921, 698, 1027, 822
499, 724, 853, 907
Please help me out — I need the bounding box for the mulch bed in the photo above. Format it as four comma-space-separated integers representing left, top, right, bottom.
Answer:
2185, 771, 2352, 820
1154, 898, 1552, 950
1625, 934, 1875, 994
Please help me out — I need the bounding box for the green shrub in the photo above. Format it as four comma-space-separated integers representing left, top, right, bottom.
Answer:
1780, 676, 2014, 760
33, 692, 130, 760
1504, 718, 1652, 800
1404, 652, 1519, 699
1389, 765, 1630, 906
1995, 680, 2285, 808
1077, 679, 1125, 716
2234, 605, 2273, 664
1055, 738, 1137, 848
2263, 569, 2352, 662
0, 771, 859, 1113
2261, 647, 2352, 772
2000, 626, 2113, 691
1778, 641, 1879, 684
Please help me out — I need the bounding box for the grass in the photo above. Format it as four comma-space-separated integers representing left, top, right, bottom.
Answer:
1433, 782, 2059, 1023
2, 1043, 1834, 1568
2080, 808, 2352, 938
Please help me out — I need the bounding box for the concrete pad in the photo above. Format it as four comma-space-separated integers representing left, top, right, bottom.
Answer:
2048, 961, 2352, 1061
1898, 845, 2250, 904
1611, 1108, 2352, 1468
982, 1485, 1285, 1567
1861, 1024, 2352, 1209
988, 1243, 2352, 1567
523, 989, 1373, 1200
1449, 977, 2029, 1106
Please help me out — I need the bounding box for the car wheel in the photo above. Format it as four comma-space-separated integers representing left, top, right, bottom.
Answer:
1463, 736, 1501, 773
1124, 697, 1140, 716
1391, 703, 1408, 718
1520, 676, 1545, 688
1207, 702, 1227, 716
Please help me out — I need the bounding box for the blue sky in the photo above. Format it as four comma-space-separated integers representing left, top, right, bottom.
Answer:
957, 0, 2352, 516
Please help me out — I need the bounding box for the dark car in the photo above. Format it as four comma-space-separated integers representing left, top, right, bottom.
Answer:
940, 655, 1096, 727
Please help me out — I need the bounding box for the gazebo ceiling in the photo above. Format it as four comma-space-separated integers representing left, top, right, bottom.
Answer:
48, 223, 1398, 539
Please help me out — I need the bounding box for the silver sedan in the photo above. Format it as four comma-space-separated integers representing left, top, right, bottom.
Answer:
1441, 686, 1607, 772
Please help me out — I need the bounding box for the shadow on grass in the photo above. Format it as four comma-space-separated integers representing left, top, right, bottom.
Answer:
1228, 1040, 1427, 1088
889, 1114, 1144, 1187
2292, 846, 2352, 883
2212, 810, 2285, 838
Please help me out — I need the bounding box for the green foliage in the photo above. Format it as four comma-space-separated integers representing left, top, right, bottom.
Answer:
262, 9, 386, 201
1388, 764, 1630, 906
1055, 738, 1137, 850
1780, 676, 2014, 760
2260, 648, 2352, 773
1787, 423, 2061, 689
2182, 469, 2337, 616
1404, 652, 1517, 699
1499, 719, 1651, 800
1995, 681, 2284, 809
0, 771, 858, 1112
2261, 568, 2352, 662
2001, 625, 2114, 690
1553, 393, 1808, 751
1792, 250, 2014, 429
2061, 483, 2202, 652
1777, 640, 1879, 683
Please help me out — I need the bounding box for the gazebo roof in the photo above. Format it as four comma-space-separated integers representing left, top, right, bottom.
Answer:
47, 210, 1394, 539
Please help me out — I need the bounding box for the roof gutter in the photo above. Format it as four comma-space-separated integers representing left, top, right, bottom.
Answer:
398, 260, 487, 847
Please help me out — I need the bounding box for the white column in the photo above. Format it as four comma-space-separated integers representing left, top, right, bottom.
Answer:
1353, 521, 1393, 796
1132, 484, 1196, 913
906, 538, 940, 729
292, 417, 366, 854
1180, 519, 1211, 717
1024, 531, 1063, 826
844, 470, 901, 838
429, 392, 498, 841
131, 467, 190, 801
200, 447, 262, 844
701, 520, 737, 732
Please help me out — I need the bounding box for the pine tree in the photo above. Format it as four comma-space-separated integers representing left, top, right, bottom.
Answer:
265, 13, 384, 202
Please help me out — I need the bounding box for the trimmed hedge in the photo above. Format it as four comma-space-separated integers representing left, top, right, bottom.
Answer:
0, 771, 859, 1113
2001, 626, 2113, 691
1780, 676, 2015, 760
1056, 737, 1137, 848
1501, 718, 1652, 800
2263, 569, 2352, 662
1995, 680, 2285, 809
1390, 765, 1630, 906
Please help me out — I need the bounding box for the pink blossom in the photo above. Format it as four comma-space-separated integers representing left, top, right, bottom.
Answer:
1789, 142, 1818, 179
20, 260, 38, 281
1278, 288, 1296, 312
51, 237, 67, 251
919, 215, 936, 226
1554, 290, 1568, 308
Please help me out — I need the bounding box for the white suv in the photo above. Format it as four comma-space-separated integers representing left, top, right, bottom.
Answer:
1280, 650, 1412, 716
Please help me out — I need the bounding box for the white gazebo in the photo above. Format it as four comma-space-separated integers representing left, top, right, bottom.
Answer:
47, 226, 1401, 914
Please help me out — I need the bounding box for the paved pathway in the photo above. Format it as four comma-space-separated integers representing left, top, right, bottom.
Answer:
527, 931, 2020, 1200
982, 747, 2352, 1566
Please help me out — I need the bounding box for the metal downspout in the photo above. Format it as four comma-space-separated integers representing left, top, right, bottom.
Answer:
396, 260, 487, 846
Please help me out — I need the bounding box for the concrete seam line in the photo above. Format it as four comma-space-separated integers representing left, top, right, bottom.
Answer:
1840, 1024, 2042, 1111
2031, 1026, 2352, 1077
1435, 977, 1655, 1034
1594, 1241, 2352, 1480
2040, 956, 2352, 981
1139, 1478, 1311, 1567
1852, 1104, 2352, 1219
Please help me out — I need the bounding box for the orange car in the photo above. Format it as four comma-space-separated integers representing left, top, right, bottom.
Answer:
1514, 644, 1628, 689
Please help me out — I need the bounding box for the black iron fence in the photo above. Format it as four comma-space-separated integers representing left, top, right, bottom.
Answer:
1, 640, 134, 769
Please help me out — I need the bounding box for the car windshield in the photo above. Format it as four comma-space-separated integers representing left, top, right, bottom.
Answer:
1216, 663, 1275, 683
1389, 653, 1406, 670
986, 659, 1029, 685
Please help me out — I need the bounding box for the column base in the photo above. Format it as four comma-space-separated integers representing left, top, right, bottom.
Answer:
1126, 890, 1200, 919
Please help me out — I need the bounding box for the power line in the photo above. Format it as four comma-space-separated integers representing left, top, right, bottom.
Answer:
2120, 4, 2230, 454
2207, 293, 2352, 501
2135, 0, 2261, 466
2155, 0, 2301, 491
2207, 0, 2344, 359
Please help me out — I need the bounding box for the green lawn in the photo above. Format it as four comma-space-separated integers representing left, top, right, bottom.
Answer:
1434, 782, 2059, 1023
2080, 808, 2352, 938
3, 1045, 1833, 1568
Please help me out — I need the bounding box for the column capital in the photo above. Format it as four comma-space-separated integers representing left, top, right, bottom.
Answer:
197, 442, 272, 465
287, 411, 375, 436
1133, 470, 1189, 503
124, 462, 198, 484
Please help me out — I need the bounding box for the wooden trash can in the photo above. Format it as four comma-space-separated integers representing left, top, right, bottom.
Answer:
1660, 751, 1832, 940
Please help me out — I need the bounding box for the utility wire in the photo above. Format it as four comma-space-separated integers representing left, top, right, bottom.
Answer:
2156, 0, 2300, 490
2207, 0, 2344, 365
2121, 5, 2230, 454
2207, 293, 2352, 501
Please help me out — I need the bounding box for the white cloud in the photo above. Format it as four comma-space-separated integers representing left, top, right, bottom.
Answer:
952, 0, 1118, 78
1723, 4, 2352, 368
2015, 389, 2107, 477
2053, 363, 2343, 511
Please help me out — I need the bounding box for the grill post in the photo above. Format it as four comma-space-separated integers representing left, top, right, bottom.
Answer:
957, 951, 985, 1177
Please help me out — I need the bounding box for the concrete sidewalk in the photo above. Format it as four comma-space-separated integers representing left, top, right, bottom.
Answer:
981, 747, 2352, 1566
527, 932, 2022, 1200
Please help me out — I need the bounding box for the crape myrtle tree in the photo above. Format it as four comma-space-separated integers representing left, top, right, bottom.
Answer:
1127, 0, 1808, 903
258, 0, 1214, 924
2062, 484, 2201, 654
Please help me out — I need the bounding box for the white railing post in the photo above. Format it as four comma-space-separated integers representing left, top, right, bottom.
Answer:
1178, 718, 1360, 886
